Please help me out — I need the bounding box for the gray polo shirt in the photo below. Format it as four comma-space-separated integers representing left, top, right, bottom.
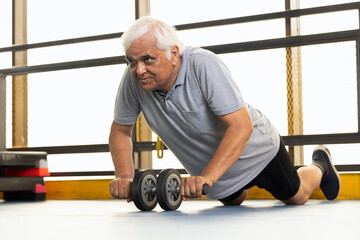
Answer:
114, 46, 280, 199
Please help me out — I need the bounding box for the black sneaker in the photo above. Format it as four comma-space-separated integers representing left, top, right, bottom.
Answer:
312, 145, 341, 200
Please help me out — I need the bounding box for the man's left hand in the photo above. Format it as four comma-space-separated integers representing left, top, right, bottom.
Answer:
180, 175, 213, 200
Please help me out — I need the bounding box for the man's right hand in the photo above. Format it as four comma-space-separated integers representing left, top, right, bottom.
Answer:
109, 177, 133, 202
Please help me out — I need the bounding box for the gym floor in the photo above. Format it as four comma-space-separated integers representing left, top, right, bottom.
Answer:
0, 199, 359, 240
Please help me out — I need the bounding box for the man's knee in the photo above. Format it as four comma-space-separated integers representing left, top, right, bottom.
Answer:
283, 196, 308, 205
282, 187, 309, 205
220, 189, 249, 206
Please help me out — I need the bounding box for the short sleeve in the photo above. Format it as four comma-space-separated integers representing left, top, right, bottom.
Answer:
113, 67, 141, 125
192, 50, 245, 116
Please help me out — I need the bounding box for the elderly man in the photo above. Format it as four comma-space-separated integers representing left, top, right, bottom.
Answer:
109, 17, 340, 206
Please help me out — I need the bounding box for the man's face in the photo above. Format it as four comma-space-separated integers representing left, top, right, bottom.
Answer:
125, 33, 180, 93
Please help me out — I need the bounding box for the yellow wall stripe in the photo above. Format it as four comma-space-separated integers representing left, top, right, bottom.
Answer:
1, 173, 359, 200
46, 179, 113, 200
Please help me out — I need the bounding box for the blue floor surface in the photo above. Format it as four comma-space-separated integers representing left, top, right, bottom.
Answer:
0, 199, 359, 240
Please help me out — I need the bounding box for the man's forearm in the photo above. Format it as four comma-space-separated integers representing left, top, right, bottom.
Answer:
110, 148, 134, 179
201, 124, 252, 183
109, 123, 135, 179
201, 108, 253, 184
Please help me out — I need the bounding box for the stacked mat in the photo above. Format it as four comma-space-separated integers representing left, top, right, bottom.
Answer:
0, 151, 49, 201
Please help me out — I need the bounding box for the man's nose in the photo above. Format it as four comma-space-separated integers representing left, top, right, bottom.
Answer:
136, 62, 146, 75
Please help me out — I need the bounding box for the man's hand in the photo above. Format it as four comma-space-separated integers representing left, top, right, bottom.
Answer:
109, 177, 133, 202
180, 175, 213, 200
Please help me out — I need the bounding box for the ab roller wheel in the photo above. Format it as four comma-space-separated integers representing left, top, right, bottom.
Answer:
157, 169, 183, 211
132, 169, 158, 211
131, 168, 209, 211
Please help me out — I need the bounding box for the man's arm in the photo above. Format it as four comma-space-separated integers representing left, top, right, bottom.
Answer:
109, 121, 135, 202
181, 107, 253, 199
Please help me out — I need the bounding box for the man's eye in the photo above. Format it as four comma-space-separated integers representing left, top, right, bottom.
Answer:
144, 57, 153, 62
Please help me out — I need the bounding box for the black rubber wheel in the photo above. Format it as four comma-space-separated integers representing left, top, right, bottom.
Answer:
157, 169, 182, 211
132, 169, 158, 211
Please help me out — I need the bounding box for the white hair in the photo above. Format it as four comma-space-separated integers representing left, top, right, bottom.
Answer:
121, 16, 185, 59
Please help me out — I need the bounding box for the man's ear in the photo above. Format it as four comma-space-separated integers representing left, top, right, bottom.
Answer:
171, 45, 180, 65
